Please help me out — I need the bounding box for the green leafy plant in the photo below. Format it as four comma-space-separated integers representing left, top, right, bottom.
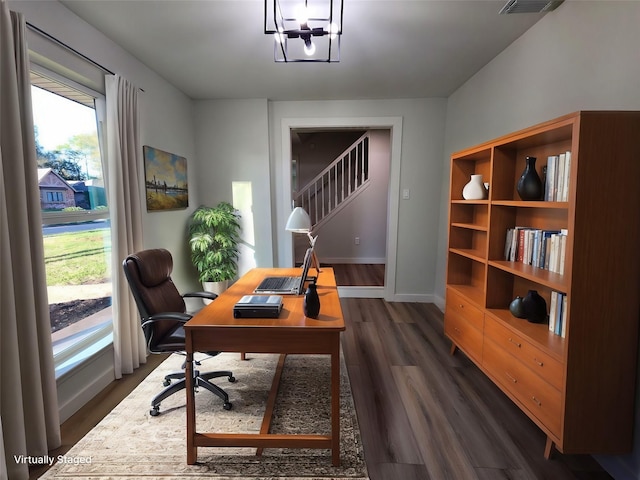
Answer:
188, 202, 241, 283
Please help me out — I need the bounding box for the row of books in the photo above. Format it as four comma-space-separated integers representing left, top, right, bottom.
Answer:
545, 151, 571, 202
504, 227, 568, 275
549, 291, 568, 337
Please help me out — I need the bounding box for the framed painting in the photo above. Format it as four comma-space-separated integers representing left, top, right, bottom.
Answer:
143, 146, 189, 211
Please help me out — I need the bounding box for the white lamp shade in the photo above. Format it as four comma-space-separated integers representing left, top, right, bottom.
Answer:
285, 207, 311, 233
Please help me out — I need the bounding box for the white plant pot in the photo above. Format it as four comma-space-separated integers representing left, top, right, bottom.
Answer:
202, 280, 229, 305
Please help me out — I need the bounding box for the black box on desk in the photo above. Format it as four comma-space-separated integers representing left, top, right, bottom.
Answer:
233, 295, 283, 318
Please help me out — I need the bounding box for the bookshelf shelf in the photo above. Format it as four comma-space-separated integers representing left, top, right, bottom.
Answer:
444, 111, 640, 459
450, 247, 486, 263
492, 200, 568, 209
451, 199, 489, 205
450, 222, 487, 231
488, 260, 567, 292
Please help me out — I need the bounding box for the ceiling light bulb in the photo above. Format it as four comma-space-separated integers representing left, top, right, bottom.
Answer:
304, 40, 316, 56
329, 22, 339, 39
273, 27, 285, 44
296, 4, 309, 24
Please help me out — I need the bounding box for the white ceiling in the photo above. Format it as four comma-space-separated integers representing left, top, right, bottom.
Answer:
59, 0, 551, 101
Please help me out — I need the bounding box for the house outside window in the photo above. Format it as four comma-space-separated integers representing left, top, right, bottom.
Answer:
41, 170, 76, 209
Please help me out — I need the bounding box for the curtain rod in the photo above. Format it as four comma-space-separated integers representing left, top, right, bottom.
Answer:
26, 22, 145, 92
26, 22, 115, 75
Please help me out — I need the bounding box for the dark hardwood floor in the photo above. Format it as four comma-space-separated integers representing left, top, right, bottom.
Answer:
340, 299, 610, 480
32, 298, 610, 479
325, 263, 385, 286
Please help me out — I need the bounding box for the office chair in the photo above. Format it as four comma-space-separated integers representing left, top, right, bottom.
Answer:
122, 248, 234, 415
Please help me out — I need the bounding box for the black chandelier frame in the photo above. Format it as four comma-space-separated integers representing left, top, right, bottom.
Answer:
264, 0, 344, 63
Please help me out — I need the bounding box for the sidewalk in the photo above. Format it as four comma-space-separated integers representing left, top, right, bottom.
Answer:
48, 283, 112, 303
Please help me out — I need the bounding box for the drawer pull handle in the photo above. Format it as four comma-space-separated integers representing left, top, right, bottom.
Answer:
454, 327, 461, 333
508, 337, 522, 348
505, 372, 518, 383
459, 304, 464, 309
534, 358, 544, 367
532, 396, 542, 407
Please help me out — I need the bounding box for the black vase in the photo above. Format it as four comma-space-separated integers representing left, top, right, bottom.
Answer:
303, 281, 320, 318
517, 156, 543, 201
509, 296, 526, 318
522, 290, 547, 324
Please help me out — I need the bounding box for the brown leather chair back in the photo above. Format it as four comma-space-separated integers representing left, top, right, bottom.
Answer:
122, 249, 186, 347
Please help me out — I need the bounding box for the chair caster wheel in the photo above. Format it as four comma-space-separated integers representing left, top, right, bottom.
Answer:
223, 402, 232, 411
228, 376, 236, 383
163, 379, 171, 386
150, 407, 160, 416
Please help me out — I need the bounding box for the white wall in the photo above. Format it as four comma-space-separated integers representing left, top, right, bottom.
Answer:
436, 2, 640, 478
270, 99, 447, 300
193, 99, 273, 276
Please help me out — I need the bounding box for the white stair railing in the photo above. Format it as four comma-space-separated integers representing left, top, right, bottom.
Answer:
294, 132, 370, 229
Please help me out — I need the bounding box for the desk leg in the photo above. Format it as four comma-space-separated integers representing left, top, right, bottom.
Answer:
186, 351, 197, 464
256, 353, 287, 456
331, 343, 341, 466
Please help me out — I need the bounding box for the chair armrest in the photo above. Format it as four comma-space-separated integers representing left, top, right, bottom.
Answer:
141, 312, 191, 329
183, 291, 218, 301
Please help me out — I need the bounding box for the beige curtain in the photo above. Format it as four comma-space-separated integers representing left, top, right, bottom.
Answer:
105, 74, 146, 379
0, 3, 61, 478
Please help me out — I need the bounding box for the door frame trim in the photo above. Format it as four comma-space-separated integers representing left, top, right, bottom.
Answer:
279, 116, 403, 301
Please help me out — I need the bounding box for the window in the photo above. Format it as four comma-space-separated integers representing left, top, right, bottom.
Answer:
31, 67, 113, 377
46, 191, 64, 202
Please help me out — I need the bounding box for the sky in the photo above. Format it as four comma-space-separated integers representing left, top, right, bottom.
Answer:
31, 86, 97, 151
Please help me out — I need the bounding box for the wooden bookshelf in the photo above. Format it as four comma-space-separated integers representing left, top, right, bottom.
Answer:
444, 111, 640, 458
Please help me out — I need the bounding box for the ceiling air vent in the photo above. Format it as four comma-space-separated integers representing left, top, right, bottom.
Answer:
499, 0, 563, 14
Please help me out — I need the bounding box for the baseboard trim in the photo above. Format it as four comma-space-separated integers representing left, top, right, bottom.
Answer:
337, 286, 385, 298
433, 294, 445, 312
336, 288, 446, 306
323, 258, 386, 264
391, 293, 440, 304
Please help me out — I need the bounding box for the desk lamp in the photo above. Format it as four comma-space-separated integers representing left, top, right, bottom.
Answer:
285, 206, 321, 274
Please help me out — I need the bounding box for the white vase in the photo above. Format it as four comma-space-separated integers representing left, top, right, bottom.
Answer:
462, 174, 487, 200
202, 280, 229, 305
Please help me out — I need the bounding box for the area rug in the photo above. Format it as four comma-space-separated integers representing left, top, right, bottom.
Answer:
40, 352, 368, 480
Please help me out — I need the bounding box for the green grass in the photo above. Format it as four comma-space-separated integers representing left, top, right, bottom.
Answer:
43, 229, 111, 285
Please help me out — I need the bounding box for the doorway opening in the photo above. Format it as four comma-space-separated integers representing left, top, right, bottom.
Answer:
290, 128, 391, 288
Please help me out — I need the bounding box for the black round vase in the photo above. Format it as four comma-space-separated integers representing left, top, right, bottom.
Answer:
522, 290, 547, 324
517, 156, 543, 201
509, 296, 526, 318
303, 281, 320, 318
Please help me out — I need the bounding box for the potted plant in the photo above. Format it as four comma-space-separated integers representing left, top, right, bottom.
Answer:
188, 202, 241, 301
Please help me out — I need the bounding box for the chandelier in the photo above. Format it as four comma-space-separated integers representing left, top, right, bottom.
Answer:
264, 0, 343, 63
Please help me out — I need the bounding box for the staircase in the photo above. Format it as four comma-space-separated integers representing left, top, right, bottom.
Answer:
293, 132, 370, 229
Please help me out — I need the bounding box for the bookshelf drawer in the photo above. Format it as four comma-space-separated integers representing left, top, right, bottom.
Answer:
485, 316, 564, 391
445, 310, 483, 364
484, 338, 562, 437
446, 288, 484, 331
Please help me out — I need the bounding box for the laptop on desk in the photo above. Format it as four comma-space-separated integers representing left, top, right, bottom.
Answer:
254, 247, 314, 295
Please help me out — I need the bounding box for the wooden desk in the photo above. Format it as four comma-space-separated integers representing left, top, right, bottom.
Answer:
184, 267, 345, 465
